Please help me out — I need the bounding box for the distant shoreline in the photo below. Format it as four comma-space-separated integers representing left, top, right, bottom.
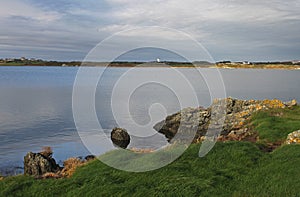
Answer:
1, 64, 300, 70
1, 60, 300, 70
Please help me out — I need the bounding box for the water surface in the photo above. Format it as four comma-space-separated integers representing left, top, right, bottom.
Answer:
1, 66, 300, 175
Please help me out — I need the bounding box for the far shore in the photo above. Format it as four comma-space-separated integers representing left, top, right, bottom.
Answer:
1, 59, 300, 70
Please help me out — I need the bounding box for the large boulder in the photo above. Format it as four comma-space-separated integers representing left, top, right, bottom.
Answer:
111, 127, 130, 149
153, 107, 209, 142
24, 152, 60, 176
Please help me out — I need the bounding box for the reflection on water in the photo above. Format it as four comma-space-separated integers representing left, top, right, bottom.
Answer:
0, 66, 300, 175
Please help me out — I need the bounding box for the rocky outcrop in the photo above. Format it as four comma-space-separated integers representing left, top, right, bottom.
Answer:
154, 98, 297, 143
286, 130, 300, 144
24, 152, 60, 176
85, 155, 96, 161
111, 127, 130, 149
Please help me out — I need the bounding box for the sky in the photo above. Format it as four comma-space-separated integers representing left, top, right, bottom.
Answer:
0, 0, 299, 62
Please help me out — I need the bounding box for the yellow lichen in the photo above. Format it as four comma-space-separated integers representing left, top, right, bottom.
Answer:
262, 99, 285, 109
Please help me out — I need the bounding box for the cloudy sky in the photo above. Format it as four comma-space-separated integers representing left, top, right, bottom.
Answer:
0, 0, 299, 62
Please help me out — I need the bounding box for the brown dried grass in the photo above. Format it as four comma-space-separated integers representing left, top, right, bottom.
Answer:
41, 172, 61, 179
60, 158, 85, 178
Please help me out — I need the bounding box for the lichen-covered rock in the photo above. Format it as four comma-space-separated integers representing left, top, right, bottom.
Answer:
24, 152, 60, 176
154, 98, 294, 143
286, 130, 300, 144
154, 107, 209, 142
111, 127, 130, 149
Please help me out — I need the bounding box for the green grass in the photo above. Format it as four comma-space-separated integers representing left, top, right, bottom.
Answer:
0, 62, 26, 66
234, 144, 300, 197
250, 106, 300, 143
1, 106, 300, 196
1, 142, 300, 197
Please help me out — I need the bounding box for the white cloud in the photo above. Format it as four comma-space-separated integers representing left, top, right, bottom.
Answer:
0, 0, 62, 22
94, 0, 300, 61
103, 0, 300, 31
98, 24, 136, 32
0, 0, 299, 61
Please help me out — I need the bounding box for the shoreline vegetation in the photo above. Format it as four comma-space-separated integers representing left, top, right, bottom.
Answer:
1, 98, 300, 196
1, 57, 300, 69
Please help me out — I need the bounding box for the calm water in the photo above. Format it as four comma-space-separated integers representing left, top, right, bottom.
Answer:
1, 66, 300, 175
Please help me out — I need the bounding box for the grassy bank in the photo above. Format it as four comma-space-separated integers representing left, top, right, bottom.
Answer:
251, 105, 300, 143
1, 107, 300, 196
1, 142, 300, 196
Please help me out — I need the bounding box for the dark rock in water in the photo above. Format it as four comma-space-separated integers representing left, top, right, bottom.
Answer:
24, 152, 60, 176
85, 155, 96, 161
111, 127, 130, 149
